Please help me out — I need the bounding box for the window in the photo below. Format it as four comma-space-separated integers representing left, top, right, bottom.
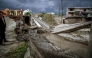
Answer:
69, 8, 74, 11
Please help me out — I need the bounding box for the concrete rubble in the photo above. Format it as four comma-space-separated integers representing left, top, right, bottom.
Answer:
58, 33, 88, 44
14, 15, 89, 58
17, 28, 80, 58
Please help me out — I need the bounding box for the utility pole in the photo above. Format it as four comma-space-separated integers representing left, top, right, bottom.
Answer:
59, 5, 60, 16
60, 0, 63, 24
61, 0, 63, 16
80, 0, 81, 7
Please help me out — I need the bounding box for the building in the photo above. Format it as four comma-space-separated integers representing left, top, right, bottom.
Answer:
64, 7, 92, 24
9, 9, 23, 16
66, 7, 92, 17
1, 8, 23, 16
1, 8, 9, 16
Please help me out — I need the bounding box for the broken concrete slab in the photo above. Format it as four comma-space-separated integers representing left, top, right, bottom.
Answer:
32, 17, 50, 29
51, 21, 91, 33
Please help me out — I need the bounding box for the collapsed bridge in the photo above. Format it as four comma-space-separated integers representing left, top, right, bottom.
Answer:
8, 15, 90, 58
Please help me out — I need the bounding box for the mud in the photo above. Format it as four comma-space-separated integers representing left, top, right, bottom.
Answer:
42, 33, 88, 58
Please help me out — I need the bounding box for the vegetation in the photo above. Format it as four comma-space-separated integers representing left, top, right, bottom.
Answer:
4, 42, 26, 58
24, 12, 31, 16
39, 12, 46, 17
42, 14, 56, 26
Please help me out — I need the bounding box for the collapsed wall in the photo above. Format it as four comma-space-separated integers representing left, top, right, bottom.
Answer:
63, 18, 90, 24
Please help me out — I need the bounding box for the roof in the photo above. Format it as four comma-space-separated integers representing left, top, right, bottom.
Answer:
0, 11, 3, 13
67, 7, 92, 9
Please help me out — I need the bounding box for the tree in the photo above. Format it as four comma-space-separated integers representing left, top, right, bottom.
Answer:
24, 12, 31, 16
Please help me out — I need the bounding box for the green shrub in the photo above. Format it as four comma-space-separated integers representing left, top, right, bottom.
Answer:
42, 14, 55, 25
24, 12, 31, 16
4, 43, 26, 58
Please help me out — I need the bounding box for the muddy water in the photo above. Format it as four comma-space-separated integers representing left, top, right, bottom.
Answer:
42, 33, 88, 58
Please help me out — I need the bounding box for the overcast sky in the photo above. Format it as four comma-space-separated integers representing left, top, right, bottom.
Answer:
0, 0, 92, 14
